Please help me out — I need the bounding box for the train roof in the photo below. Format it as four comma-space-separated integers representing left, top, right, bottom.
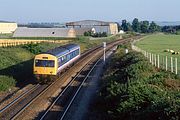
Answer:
45, 44, 80, 57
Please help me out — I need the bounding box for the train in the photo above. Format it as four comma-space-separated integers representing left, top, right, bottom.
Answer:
33, 44, 80, 83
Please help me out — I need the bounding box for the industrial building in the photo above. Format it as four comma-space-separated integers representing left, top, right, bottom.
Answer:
0, 21, 17, 34
73, 27, 95, 36
12, 20, 119, 38
66, 20, 118, 35
13, 27, 76, 38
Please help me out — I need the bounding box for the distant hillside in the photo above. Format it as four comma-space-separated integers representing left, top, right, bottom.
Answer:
155, 21, 180, 26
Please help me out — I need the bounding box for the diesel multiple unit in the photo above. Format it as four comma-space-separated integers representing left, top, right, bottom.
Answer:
33, 44, 80, 82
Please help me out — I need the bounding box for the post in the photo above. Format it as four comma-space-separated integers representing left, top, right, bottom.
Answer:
171, 57, 173, 73
175, 58, 178, 75
155, 54, 156, 67
158, 55, 160, 68
103, 42, 106, 63
152, 54, 154, 65
150, 53, 151, 63
166, 56, 168, 71
162, 56, 164, 69
125, 49, 128, 54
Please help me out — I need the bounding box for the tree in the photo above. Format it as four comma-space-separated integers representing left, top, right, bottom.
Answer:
121, 20, 128, 31
121, 20, 132, 31
149, 21, 160, 33
140, 21, 149, 33
127, 22, 133, 31
84, 30, 92, 36
132, 18, 140, 32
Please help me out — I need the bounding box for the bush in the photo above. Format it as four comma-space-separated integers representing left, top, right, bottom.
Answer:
0, 76, 16, 91
92, 32, 107, 37
22, 43, 42, 54
84, 31, 107, 38
95, 51, 180, 120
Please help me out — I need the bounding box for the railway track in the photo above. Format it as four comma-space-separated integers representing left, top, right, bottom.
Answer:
39, 52, 102, 120
0, 45, 96, 120
0, 84, 48, 120
0, 37, 105, 119
0, 84, 40, 113
0, 36, 143, 120
7, 48, 103, 120
39, 44, 119, 120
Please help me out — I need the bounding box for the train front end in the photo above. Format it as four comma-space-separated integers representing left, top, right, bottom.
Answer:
33, 54, 57, 83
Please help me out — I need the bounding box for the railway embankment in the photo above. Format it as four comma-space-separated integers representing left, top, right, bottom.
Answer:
0, 34, 123, 95
90, 45, 180, 120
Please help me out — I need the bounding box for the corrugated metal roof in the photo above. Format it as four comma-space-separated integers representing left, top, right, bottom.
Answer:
0, 21, 16, 23
13, 27, 76, 38
66, 20, 111, 26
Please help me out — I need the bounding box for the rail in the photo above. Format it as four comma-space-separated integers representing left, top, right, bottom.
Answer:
0, 84, 40, 114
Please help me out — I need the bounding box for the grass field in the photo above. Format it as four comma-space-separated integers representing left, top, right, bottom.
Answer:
136, 34, 180, 56
136, 34, 180, 72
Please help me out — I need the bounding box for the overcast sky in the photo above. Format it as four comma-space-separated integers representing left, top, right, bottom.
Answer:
0, 0, 180, 23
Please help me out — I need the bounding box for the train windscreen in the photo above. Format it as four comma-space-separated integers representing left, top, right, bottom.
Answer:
35, 60, 55, 67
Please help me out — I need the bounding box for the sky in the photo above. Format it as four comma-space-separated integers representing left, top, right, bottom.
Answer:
0, 0, 180, 23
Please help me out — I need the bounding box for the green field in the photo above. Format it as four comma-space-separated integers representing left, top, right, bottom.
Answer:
136, 34, 180, 57
136, 34, 180, 72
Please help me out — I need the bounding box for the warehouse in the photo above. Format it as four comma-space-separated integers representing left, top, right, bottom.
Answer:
74, 27, 95, 36
66, 20, 118, 35
0, 21, 17, 34
13, 27, 76, 38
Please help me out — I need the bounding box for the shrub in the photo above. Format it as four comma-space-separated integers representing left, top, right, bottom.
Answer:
96, 51, 180, 120
22, 43, 42, 54
0, 75, 16, 91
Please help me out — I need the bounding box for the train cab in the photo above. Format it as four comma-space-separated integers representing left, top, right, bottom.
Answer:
34, 54, 57, 75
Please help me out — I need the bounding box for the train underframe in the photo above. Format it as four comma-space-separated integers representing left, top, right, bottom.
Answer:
35, 74, 58, 84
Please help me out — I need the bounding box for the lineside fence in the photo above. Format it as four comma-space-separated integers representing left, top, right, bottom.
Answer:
131, 42, 179, 75
0, 40, 72, 47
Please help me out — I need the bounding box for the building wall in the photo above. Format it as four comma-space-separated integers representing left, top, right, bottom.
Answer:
68, 28, 76, 37
93, 26, 110, 34
0, 23, 17, 34
66, 20, 118, 35
109, 23, 118, 35
74, 28, 93, 36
